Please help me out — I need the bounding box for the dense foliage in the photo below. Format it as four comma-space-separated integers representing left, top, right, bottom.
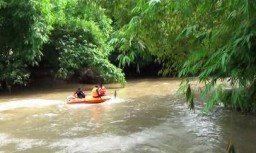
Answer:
110, 0, 256, 112
48, 0, 125, 84
1, 0, 256, 112
108, 0, 191, 76
178, 0, 256, 112
0, 0, 52, 86
0, 0, 126, 87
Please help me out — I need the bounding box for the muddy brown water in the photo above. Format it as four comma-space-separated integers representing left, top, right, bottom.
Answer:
0, 78, 255, 153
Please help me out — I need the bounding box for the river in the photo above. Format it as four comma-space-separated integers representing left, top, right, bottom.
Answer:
0, 78, 255, 153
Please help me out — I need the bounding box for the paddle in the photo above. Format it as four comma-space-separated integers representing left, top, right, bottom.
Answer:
114, 90, 117, 99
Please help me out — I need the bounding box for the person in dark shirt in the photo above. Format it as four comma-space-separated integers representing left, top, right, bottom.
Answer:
74, 88, 85, 98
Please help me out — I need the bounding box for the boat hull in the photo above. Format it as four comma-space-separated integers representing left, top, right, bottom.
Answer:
67, 95, 111, 104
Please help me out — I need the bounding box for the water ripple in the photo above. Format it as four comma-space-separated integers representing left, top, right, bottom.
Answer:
0, 99, 63, 112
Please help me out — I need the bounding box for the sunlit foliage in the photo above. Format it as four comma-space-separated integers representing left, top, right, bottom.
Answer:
113, 0, 256, 112
110, 0, 191, 76
178, 0, 256, 112
2, 0, 256, 112
0, 0, 126, 87
0, 0, 52, 85
49, 0, 125, 85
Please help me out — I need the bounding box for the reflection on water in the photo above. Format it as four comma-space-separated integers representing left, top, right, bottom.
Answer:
0, 78, 255, 153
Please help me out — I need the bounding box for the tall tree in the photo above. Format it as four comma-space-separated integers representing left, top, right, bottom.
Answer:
44, 0, 126, 85
112, 0, 256, 111
179, 0, 256, 112
0, 0, 126, 88
110, 0, 191, 76
0, 0, 52, 87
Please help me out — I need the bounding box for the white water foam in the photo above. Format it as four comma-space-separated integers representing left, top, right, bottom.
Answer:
106, 97, 126, 104
16, 139, 45, 151
0, 99, 64, 112
49, 128, 163, 153
0, 133, 46, 151
0, 133, 9, 146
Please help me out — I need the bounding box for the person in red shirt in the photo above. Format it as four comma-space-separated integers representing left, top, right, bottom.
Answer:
99, 84, 107, 96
